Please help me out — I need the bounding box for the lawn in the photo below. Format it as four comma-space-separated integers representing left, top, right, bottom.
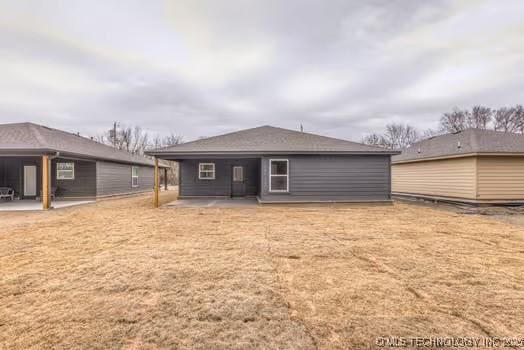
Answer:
1, 192, 523, 349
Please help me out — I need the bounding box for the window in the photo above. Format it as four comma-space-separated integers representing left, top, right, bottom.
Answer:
233, 166, 244, 182
131, 166, 139, 187
199, 163, 215, 180
269, 159, 288, 192
56, 162, 75, 180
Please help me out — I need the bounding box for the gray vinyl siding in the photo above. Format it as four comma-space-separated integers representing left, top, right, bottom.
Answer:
51, 158, 96, 198
259, 155, 391, 202
96, 161, 154, 197
179, 158, 259, 197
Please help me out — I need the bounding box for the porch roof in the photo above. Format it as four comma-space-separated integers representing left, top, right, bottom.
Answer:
0, 122, 157, 166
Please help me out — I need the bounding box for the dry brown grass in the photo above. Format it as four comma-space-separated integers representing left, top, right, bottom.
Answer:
1, 192, 523, 349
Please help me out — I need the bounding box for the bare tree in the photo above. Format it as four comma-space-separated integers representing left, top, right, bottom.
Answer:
494, 107, 516, 132
361, 133, 385, 147
162, 133, 183, 147
439, 106, 492, 132
98, 123, 150, 155
364, 105, 523, 151
439, 108, 469, 133
517, 105, 524, 133
468, 106, 492, 129
148, 132, 183, 186
128, 126, 149, 155
97, 123, 184, 185
363, 123, 419, 150
386, 123, 419, 149
421, 128, 442, 138
150, 133, 183, 149
494, 105, 524, 133
150, 134, 162, 150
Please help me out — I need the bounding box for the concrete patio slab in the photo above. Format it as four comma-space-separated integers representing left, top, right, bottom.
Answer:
0, 200, 94, 211
165, 198, 258, 208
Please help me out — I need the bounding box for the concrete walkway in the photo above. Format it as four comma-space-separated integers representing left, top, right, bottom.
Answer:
0, 200, 94, 211
165, 198, 258, 208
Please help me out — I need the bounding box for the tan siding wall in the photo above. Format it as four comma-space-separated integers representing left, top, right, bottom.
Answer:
392, 157, 477, 199
477, 156, 524, 200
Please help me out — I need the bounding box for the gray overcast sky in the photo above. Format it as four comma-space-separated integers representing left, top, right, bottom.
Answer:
0, 0, 523, 141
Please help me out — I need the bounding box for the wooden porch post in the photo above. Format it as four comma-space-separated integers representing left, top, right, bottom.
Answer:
154, 157, 159, 208
177, 161, 181, 195
164, 167, 168, 191
42, 155, 50, 210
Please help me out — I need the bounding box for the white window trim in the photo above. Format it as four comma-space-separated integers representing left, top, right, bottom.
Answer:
131, 166, 139, 188
199, 163, 215, 180
269, 159, 289, 192
56, 162, 75, 180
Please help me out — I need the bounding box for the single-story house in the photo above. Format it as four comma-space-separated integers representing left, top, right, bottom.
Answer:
0, 122, 168, 209
392, 128, 524, 204
147, 125, 398, 204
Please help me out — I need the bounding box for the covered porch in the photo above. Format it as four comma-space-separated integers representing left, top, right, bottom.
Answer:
151, 156, 262, 207
1, 153, 54, 210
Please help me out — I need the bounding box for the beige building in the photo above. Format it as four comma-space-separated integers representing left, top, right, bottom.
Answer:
392, 129, 524, 204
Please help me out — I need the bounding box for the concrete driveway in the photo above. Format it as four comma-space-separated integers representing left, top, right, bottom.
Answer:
165, 198, 258, 208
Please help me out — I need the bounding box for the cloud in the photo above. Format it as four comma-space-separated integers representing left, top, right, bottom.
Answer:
0, 0, 522, 141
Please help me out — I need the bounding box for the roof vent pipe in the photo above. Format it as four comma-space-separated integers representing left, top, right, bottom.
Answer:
457, 141, 461, 149
417, 147, 421, 153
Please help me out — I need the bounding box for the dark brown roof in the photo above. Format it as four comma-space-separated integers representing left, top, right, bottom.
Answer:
393, 129, 524, 163
0, 122, 156, 166
148, 125, 398, 156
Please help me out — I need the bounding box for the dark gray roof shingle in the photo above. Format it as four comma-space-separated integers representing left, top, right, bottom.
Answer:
148, 125, 397, 155
393, 129, 524, 163
0, 122, 155, 166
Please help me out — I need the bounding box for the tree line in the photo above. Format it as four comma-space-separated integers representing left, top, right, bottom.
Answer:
96, 122, 183, 155
363, 105, 524, 150
96, 122, 183, 185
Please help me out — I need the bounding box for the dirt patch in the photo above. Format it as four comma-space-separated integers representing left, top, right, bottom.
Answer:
397, 197, 524, 228
467, 207, 524, 228
1, 192, 523, 349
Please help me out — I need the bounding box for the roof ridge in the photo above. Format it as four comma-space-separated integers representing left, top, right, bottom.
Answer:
147, 125, 397, 155
151, 125, 271, 151
36, 123, 100, 143
274, 125, 392, 152
31, 122, 156, 163
34, 123, 152, 159
151, 124, 387, 153
0, 122, 157, 166
28, 123, 49, 148
0, 122, 32, 127
393, 128, 524, 163
274, 125, 371, 146
468, 129, 480, 150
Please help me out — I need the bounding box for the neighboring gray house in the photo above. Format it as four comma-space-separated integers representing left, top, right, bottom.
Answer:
0, 122, 166, 207
147, 125, 399, 203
